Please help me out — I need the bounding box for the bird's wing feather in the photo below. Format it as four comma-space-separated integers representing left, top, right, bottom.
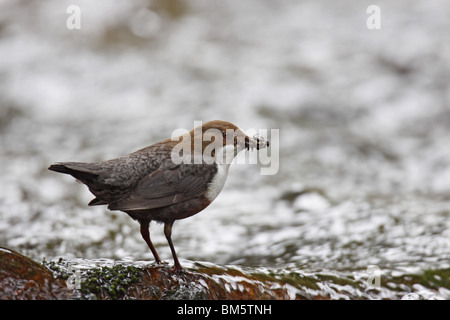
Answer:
108, 163, 217, 211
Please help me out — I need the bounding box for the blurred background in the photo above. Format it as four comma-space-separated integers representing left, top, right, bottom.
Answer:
0, 0, 449, 298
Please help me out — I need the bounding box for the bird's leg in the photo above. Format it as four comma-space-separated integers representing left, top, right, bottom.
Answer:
139, 220, 161, 264
164, 221, 183, 271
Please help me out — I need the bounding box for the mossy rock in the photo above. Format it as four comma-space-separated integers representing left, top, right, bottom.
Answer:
1, 246, 448, 300
0, 246, 71, 299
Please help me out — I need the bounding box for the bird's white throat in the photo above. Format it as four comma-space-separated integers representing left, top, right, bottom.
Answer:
205, 144, 240, 201
214, 143, 242, 165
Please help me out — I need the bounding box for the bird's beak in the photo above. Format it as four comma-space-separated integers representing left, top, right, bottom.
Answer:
245, 135, 270, 151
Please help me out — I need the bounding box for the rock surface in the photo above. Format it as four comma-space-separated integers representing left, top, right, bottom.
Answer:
0, 247, 71, 299
1, 246, 449, 300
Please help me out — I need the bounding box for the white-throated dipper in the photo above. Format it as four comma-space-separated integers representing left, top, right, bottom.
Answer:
49, 120, 269, 270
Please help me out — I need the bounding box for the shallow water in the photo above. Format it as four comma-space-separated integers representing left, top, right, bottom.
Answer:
1, 0, 449, 299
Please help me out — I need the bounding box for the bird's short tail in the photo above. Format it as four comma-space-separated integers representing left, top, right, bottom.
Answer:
48, 162, 100, 183
48, 163, 73, 174
49, 162, 109, 206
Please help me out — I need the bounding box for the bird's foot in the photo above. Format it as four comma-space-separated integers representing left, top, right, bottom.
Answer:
169, 262, 186, 274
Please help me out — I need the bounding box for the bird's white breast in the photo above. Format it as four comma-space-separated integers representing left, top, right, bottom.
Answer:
205, 163, 230, 202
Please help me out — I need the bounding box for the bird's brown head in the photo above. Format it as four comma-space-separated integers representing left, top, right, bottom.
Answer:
171, 120, 269, 165
194, 120, 268, 150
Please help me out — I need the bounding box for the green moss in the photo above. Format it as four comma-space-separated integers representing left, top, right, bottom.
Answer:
389, 268, 450, 290
79, 265, 143, 299
42, 258, 144, 300
278, 271, 321, 291
316, 273, 363, 290
421, 269, 450, 288
42, 258, 71, 281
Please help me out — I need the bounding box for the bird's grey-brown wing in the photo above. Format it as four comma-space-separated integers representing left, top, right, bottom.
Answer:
108, 163, 218, 211
49, 142, 176, 206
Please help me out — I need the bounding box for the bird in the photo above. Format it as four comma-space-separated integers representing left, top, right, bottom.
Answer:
49, 120, 269, 270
